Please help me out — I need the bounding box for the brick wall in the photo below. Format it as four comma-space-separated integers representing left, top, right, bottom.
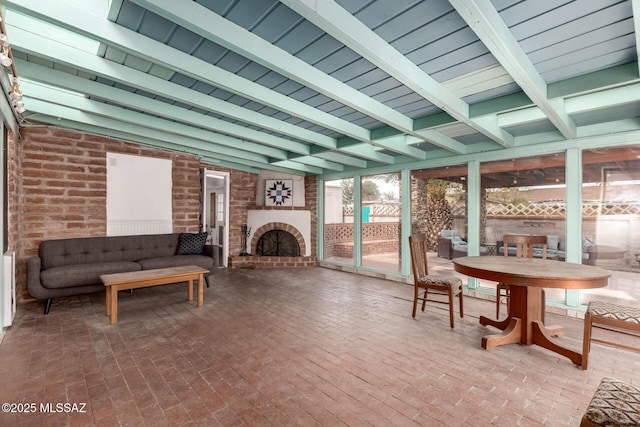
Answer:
9, 127, 318, 301
11, 128, 213, 301
227, 171, 258, 257
324, 222, 400, 257
7, 127, 20, 269
362, 222, 399, 241
228, 176, 319, 269
305, 175, 318, 257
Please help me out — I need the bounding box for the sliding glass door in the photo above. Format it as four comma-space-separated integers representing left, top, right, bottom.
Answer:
580, 146, 640, 306
323, 178, 354, 264
360, 173, 400, 272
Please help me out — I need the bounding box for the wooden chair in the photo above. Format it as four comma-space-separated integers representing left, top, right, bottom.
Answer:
496, 234, 547, 319
409, 233, 463, 328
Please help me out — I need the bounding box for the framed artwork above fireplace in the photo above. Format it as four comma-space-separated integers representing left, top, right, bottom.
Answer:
265, 179, 293, 206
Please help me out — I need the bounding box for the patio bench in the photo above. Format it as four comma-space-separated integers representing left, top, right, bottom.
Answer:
581, 377, 640, 426
582, 300, 640, 369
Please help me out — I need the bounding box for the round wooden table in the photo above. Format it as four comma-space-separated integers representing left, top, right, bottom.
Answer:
453, 256, 610, 366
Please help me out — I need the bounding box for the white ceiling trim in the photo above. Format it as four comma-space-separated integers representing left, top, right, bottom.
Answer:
449, 0, 577, 140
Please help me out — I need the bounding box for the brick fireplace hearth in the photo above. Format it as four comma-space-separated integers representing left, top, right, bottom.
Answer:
228, 209, 317, 268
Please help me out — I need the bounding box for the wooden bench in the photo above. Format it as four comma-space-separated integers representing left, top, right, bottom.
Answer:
582, 300, 640, 369
581, 377, 640, 426
101, 265, 209, 324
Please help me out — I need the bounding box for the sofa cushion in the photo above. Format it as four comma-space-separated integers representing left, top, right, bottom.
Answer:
41, 261, 142, 289
137, 255, 213, 271
453, 244, 487, 254
451, 235, 464, 245
176, 232, 208, 255
40, 234, 180, 269
440, 230, 460, 239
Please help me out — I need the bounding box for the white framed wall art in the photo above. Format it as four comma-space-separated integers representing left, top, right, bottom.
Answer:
265, 179, 293, 207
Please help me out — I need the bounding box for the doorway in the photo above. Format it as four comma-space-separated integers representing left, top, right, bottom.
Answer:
202, 169, 229, 267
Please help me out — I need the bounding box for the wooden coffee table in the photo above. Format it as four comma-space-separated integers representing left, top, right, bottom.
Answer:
101, 265, 209, 324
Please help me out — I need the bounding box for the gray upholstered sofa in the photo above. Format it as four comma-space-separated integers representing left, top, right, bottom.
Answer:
437, 230, 488, 259
27, 233, 214, 314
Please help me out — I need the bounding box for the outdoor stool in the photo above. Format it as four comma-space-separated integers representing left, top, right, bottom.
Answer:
582, 301, 640, 370
581, 377, 640, 426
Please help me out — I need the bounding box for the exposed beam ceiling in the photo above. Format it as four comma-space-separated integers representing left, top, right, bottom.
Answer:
1, 0, 638, 176
280, 0, 510, 149
449, 0, 577, 140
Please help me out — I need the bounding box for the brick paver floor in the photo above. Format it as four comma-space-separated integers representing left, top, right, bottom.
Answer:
0, 267, 637, 426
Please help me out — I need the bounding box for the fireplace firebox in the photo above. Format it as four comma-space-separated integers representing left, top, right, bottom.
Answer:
256, 230, 301, 257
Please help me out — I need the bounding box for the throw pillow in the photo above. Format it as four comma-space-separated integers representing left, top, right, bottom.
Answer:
176, 232, 208, 255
